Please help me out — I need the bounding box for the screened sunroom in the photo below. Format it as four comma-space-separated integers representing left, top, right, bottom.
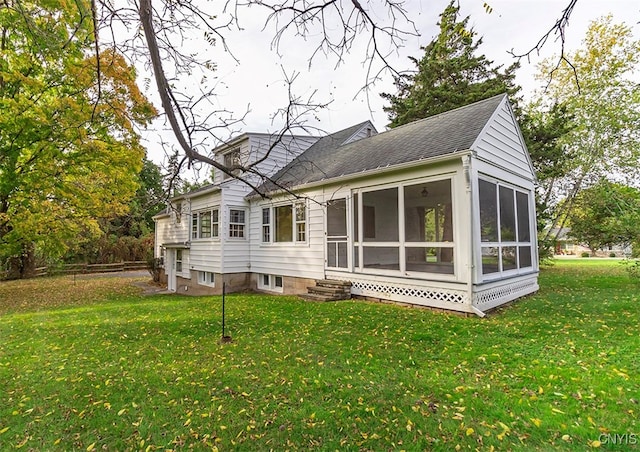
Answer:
317, 96, 539, 315
250, 93, 539, 315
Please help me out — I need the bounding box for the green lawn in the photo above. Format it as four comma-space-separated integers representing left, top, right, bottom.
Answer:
0, 261, 638, 450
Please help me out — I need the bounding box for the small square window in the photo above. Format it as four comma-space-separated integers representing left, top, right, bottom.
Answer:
275, 276, 283, 288
262, 274, 270, 286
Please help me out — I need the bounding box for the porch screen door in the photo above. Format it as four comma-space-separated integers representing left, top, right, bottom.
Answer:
326, 199, 348, 268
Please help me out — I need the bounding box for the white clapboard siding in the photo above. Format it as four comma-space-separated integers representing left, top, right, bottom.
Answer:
248, 134, 319, 180
154, 216, 170, 256
213, 134, 318, 186
156, 210, 189, 245
249, 188, 326, 279
472, 99, 534, 179
190, 190, 221, 211
219, 180, 252, 273
189, 241, 222, 273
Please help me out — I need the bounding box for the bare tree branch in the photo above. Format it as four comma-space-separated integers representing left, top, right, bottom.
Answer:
508, 0, 580, 91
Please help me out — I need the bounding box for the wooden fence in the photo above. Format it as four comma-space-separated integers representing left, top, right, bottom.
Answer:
6, 261, 149, 280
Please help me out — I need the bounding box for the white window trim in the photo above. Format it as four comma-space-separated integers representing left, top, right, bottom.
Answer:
349, 175, 457, 280
228, 207, 247, 240
191, 208, 220, 240
258, 273, 284, 293
223, 147, 241, 180
478, 176, 535, 281
260, 201, 308, 245
175, 249, 190, 278
197, 271, 215, 287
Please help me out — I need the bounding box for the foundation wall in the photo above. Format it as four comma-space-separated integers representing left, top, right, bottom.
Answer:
170, 272, 313, 296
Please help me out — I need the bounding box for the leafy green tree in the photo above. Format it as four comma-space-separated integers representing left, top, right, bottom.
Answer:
112, 158, 166, 238
0, 1, 156, 277
533, 16, 640, 244
520, 102, 575, 256
381, 0, 520, 127
568, 180, 640, 255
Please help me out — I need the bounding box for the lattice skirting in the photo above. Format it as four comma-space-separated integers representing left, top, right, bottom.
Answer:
473, 278, 539, 311
350, 280, 470, 312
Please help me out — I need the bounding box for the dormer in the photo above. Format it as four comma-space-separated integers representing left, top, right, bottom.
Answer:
212, 133, 319, 185
341, 121, 378, 145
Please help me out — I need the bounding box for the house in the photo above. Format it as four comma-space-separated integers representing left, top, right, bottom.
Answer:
154, 94, 539, 316
551, 227, 632, 257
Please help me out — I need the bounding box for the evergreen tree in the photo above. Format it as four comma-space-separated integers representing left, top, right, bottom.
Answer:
382, 0, 520, 127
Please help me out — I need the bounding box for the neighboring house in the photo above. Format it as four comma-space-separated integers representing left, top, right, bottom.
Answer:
154, 94, 539, 316
551, 227, 632, 256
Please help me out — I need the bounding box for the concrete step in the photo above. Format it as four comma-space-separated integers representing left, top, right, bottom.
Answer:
316, 279, 352, 289
299, 293, 340, 302
307, 285, 350, 296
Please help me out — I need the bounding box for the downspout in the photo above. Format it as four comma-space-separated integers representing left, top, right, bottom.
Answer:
463, 154, 485, 318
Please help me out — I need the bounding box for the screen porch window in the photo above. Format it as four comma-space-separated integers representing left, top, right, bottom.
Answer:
479, 179, 533, 276
403, 180, 454, 274
327, 199, 348, 268
350, 178, 454, 275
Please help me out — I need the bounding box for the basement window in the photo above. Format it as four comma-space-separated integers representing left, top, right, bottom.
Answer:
198, 271, 215, 287
259, 274, 284, 293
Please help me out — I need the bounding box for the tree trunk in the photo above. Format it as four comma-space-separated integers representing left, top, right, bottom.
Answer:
6, 242, 36, 279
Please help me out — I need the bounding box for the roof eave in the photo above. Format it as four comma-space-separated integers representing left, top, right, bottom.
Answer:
247, 149, 473, 199
152, 212, 170, 220
168, 185, 222, 202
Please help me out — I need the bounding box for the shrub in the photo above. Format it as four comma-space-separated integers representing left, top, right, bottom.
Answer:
609, 252, 617, 258
581, 252, 590, 258
621, 259, 640, 283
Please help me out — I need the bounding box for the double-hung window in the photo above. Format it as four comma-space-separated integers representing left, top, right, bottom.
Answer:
223, 148, 241, 180
262, 208, 271, 242
191, 209, 219, 240
261, 202, 307, 244
229, 209, 246, 238
479, 178, 534, 276
295, 202, 306, 241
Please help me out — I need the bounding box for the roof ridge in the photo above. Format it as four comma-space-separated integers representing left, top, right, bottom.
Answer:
387, 93, 507, 134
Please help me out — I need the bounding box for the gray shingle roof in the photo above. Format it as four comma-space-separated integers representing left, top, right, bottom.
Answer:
260, 94, 506, 193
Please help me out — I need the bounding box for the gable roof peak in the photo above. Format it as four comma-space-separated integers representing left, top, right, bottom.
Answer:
255, 94, 509, 194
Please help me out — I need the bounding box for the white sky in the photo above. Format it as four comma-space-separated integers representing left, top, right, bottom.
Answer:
142, 0, 640, 167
